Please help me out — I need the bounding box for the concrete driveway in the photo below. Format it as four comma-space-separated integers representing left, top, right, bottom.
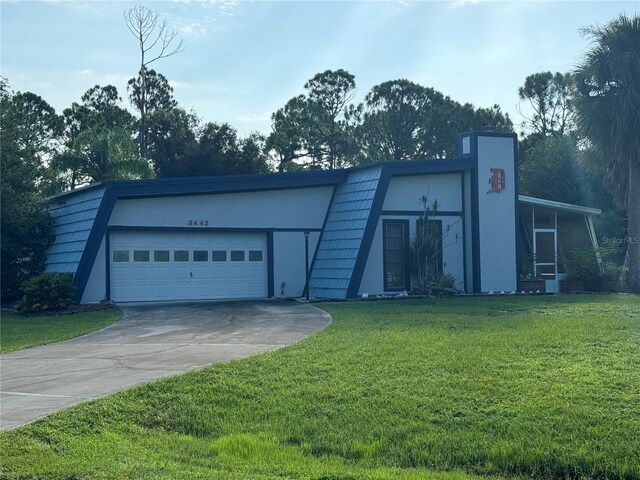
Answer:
0, 300, 330, 430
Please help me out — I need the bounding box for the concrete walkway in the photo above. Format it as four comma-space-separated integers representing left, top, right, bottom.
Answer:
0, 300, 331, 430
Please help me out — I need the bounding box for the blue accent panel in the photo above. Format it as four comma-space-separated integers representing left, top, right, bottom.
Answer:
105, 231, 111, 301
470, 135, 481, 293
380, 210, 463, 217
108, 226, 321, 233
513, 137, 521, 292
305, 187, 337, 297
308, 167, 383, 299
71, 187, 118, 303
461, 172, 468, 293
45, 186, 106, 274
347, 171, 392, 298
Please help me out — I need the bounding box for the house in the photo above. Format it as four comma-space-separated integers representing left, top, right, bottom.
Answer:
45, 131, 600, 303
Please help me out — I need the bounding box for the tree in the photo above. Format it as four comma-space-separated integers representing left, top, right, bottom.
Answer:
128, 68, 177, 118
62, 85, 136, 144
146, 107, 198, 177
304, 69, 357, 169
267, 95, 308, 172
55, 127, 154, 184
518, 72, 575, 137
357, 80, 437, 162
0, 80, 55, 301
519, 135, 588, 205
124, 6, 183, 158
574, 14, 640, 292
187, 123, 269, 176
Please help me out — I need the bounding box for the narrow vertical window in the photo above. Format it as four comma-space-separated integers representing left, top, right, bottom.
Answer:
384, 220, 408, 291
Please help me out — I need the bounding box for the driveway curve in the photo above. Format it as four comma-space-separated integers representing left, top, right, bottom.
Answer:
0, 300, 331, 430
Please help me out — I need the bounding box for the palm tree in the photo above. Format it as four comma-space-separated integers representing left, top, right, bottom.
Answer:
574, 14, 640, 293
54, 127, 154, 188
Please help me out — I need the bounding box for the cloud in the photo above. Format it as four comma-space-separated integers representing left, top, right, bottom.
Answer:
163, 0, 241, 36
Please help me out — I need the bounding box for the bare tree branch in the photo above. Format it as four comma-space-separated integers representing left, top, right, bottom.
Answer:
123, 5, 184, 158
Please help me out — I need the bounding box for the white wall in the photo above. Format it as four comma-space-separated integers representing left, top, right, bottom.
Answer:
383, 174, 462, 212
81, 236, 106, 303
273, 231, 320, 298
476, 135, 518, 292
358, 215, 465, 296
109, 187, 333, 229
358, 172, 466, 296
81, 186, 333, 302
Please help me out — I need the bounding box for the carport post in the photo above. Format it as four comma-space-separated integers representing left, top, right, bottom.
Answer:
304, 230, 310, 300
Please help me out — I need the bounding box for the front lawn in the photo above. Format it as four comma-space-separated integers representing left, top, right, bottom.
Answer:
0, 308, 121, 353
1, 295, 638, 479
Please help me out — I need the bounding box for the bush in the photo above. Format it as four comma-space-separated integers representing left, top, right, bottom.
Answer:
565, 245, 627, 292
15, 272, 75, 312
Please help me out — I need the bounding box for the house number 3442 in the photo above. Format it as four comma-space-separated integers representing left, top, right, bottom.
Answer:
188, 220, 209, 226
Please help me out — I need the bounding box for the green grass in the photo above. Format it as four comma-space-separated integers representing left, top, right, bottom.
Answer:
1, 295, 639, 479
0, 308, 121, 353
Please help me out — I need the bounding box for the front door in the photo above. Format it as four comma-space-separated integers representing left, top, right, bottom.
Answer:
534, 230, 557, 293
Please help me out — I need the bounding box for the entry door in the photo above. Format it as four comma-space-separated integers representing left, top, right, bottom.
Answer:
534, 230, 557, 292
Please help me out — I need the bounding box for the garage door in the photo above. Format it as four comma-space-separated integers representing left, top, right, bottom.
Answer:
110, 231, 268, 302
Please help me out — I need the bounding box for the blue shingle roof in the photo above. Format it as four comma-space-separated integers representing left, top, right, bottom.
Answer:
45, 186, 106, 274
309, 166, 383, 299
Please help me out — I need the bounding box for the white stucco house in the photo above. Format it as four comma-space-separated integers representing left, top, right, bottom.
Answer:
45, 131, 601, 303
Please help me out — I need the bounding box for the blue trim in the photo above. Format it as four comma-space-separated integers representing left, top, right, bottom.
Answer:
380, 210, 462, 217
105, 230, 111, 301
72, 186, 118, 303
107, 226, 322, 233
267, 231, 274, 297
56, 170, 346, 202
383, 160, 473, 176
460, 172, 467, 293
513, 136, 521, 292
353, 157, 473, 174
382, 219, 411, 292
468, 133, 481, 293
347, 171, 392, 298
53, 159, 473, 203
306, 186, 337, 293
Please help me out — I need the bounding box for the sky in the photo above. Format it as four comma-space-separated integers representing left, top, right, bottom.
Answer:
1, 0, 638, 138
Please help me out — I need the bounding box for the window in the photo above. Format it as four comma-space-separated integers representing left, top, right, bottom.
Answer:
212, 250, 227, 262
113, 250, 129, 262
249, 250, 263, 262
384, 221, 408, 291
193, 250, 208, 262
174, 250, 189, 262
154, 250, 170, 262
230, 250, 245, 261
133, 250, 150, 262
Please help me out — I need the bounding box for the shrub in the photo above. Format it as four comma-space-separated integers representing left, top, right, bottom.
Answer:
565, 245, 627, 292
15, 272, 75, 312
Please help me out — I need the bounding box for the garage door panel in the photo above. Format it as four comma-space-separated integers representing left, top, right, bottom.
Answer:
110, 231, 268, 302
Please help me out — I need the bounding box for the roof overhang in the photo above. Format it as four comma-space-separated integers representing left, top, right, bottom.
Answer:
518, 195, 601, 216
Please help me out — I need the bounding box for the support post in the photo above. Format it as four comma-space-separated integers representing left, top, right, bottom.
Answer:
304, 230, 310, 300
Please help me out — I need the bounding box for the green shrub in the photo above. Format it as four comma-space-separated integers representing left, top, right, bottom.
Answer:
15, 272, 75, 312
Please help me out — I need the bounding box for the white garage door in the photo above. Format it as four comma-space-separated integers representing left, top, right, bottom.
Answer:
110, 231, 268, 302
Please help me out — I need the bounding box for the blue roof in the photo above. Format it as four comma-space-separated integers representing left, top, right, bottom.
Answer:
309, 166, 383, 299
45, 186, 106, 274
